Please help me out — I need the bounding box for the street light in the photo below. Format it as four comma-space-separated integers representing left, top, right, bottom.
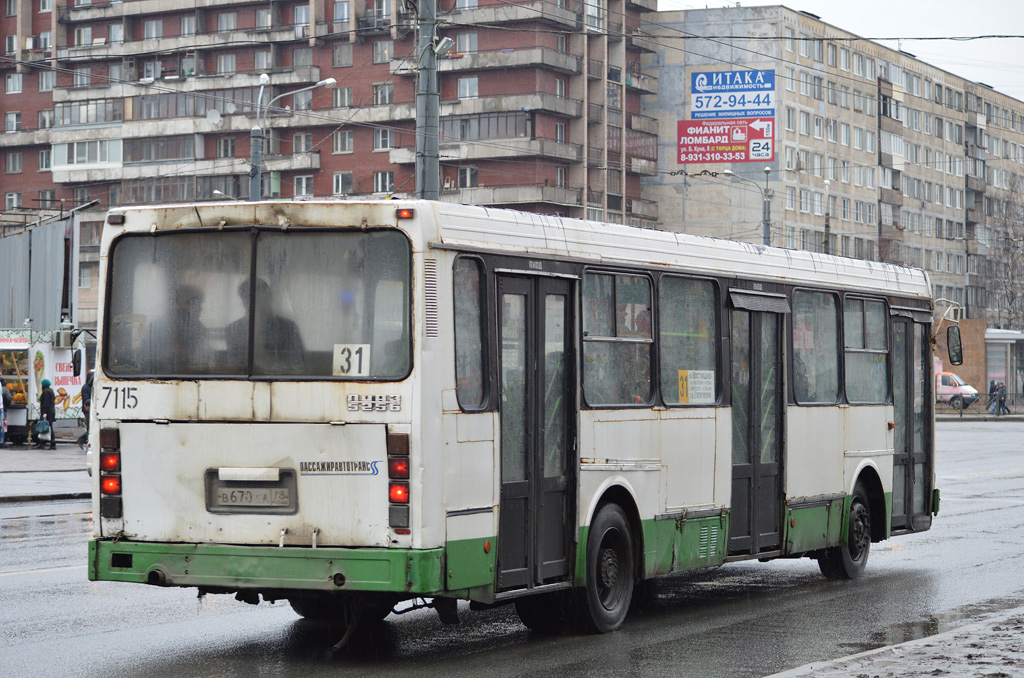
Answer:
249, 74, 337, 201
724, 166, 772, 246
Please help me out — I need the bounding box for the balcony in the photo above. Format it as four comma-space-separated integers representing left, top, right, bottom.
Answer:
453, 0, 581, 30
58, 27, 300, 62
967, 174, 987, 193
628, 112, 658, 136
357, 10, 391, 33
0, 127, 54, 147
62, 0, 263, 22
879, 186, 903, 206
440, 183, 583, 208
625, 196, 658, 219
588, 102, 603, 122
399, 47, 580, 75
624, 70, 657, 95
390, 137, 582, 164
628, 156, 657, 175
626, 0, 656, 10
263, 151, 321, 173
587, 146, 603, 166
626, 28, 656, 52
440, 92, 583, 118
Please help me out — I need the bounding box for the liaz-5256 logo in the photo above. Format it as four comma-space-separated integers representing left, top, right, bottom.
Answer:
348, 394, 401, 412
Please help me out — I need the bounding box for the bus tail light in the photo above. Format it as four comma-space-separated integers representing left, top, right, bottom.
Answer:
388, 431, 410, 530
99, 428, 122, 519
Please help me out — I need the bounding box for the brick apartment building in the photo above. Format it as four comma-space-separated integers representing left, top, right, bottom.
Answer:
5, 1, 1024, 344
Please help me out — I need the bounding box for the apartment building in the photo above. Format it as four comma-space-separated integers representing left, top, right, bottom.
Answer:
641, 5, 1024, 330
1, 0, 661, 338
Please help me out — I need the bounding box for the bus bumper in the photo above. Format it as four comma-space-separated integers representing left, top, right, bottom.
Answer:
88, 539, 445, 595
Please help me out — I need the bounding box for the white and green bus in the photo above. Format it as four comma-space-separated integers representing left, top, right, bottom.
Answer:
88, 200, 961, 638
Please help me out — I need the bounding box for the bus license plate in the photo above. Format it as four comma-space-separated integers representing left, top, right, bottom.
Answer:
213, 487, 290, 507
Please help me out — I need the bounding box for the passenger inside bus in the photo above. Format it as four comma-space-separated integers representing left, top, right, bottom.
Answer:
226, 278, 305, 374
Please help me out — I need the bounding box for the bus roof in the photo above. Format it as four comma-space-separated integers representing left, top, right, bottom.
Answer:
107, 199, 932, 302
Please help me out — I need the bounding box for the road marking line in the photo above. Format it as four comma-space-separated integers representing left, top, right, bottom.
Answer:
0, 565, 87, 577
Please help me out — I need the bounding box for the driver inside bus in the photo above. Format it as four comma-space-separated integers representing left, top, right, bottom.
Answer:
226, 277, 305, 374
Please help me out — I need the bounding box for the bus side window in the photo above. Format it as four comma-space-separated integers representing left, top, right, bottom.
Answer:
454, 257, 487, 410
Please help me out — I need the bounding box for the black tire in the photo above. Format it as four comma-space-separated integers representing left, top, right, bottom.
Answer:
288, 595, 393, 623
580, 503, 634, 633
950, 395, 964, 410
515, 592, 567, 634
818, 483, 871, 580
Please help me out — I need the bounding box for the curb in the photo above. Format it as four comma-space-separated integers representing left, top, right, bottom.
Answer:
0, 492, 91, 504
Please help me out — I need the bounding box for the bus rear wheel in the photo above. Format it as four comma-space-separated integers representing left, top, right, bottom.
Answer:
818, 483, 871, 580
288, 594, 394, 624
579, 503, 634, 633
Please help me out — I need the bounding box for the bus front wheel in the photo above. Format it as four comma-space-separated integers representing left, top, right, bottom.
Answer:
580, 503, 635, 633
818, 483, 871, 580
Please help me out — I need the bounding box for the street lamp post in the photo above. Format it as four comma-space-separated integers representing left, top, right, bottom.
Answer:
724, 166, 773, 246
249, 74, 336, 201
823, 179, 831, 255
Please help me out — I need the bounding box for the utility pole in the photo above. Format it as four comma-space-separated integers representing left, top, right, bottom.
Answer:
823, 179, 831, 255
250, 73, 270, 201
415, 0, 440, 200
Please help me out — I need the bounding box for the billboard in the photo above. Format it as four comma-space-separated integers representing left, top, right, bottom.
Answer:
690, 69, 775, 120
677, 117, 774, 164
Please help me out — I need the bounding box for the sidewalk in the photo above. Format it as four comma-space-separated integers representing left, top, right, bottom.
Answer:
0, 429, 90, 503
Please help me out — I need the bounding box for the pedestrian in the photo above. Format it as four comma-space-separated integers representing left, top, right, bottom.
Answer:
77, 370, 92, 449
997, 382, 1010, 416
36, 378, 57, 450
986, 380, 997, 410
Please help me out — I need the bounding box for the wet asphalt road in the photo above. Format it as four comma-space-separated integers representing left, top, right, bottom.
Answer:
1, 421, 1022, 678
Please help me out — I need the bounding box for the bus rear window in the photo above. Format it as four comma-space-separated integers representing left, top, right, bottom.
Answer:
104, 229, 411, 379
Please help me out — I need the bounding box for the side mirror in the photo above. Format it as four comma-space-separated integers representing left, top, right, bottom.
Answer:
946, 326, 963, 366
73, 349, 82, 377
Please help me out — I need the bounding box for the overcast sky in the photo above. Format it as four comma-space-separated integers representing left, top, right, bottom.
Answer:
657, 0, 1024, 101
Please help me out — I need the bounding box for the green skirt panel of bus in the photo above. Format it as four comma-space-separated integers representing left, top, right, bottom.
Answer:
89, 540, 446, 594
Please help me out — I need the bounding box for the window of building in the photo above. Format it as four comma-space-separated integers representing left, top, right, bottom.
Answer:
334, 0, 350, 22
456, 32, 477, 53
458, 76, 478, 100
5, 192, 22, 209
458, 166, 478, 188
293, 132, 312, 152
179, 16, 194, 37
659, 276, 717, 405
293, 89, 312, 110
255, 50, 272, 71
73, 187, 91, 204
6, 152, 22, 173
333, 86, 353, 107
256, 9, 271, 28
555, 122, 566, 143
5, 111, 21, 131
74, 26, 92, 46
216, 137, 235, 158
372, 83, 393, 105
373, 128, 392, 150
38, 31, 51, 50
38, 146, 52, 170
373, 40, 392, 64
456, 0, 477, 8
333, 171, 353, 195
40, 0, 51, 11
144, 19, 162, 39
556, 166, 567, 187
334, 43, 353, 67
72, 67, 91, 88
333, 129, 353, 153
582, 272, 652, 406
216, 54, 235, 75
793, 290, 839, 403
108, 63, 122, 83
294, 47, 313, 67
294, 175, 313, 197
217, 12, 237, 32
556, 78, 567, 98
373, 170, 394, 193
38, 190, 55, 207
5, 73, 21, 93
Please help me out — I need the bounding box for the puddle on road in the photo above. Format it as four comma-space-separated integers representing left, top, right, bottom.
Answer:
837, 594, 1024, 655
